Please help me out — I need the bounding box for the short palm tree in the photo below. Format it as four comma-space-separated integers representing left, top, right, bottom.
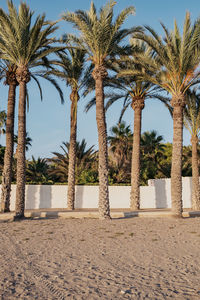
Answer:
108, 122, 132, 183
26, 156, 49, 184
46, 48, 86, 210
141, 131, 165, 156
0, 110, 7, 136
0, 1, 62, 218
182, 145, 193, 176
184, 89, 200, 210
50, 139, 97, 184
14, 132, 32, 156
108, 122, 132, 170
124, 13, 200, 216
140, 130, 166, 184
62, 0, 136, 218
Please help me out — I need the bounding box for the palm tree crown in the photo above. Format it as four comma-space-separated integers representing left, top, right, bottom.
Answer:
0, 1, 62, 71
48, 48, 86, 90
50, 139, 97, 183
62, 1, 136, 66
127, 12, 200, 97
108, 121, 132, 161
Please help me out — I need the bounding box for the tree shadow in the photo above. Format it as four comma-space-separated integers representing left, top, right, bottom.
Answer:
75, 185, 84, 208
154, 179, 169, 208
38, 185, 52, 209
25, 185, 52, 209
183, 177, 192, 208
26, 185, 38, 209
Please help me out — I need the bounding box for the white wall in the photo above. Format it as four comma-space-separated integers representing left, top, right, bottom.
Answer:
147, 177, 192, 208
1, 177, 193, 211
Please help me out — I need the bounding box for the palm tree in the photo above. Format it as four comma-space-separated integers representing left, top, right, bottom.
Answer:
117, 42, 158, 209
184, 89, 200, 210
0, 63, 63, 213
182, 145, 192, 176
14, 132, 32, 159
108, 122, 132, 183
0, 1, 62, 218
140, 130, 166, 184
46, 48, 86, 210
62, 1, 136, 218
26, 156, 50, 184
0, 110, 7, 136
0, 64, 18, 212
100, 40, 170, 209
74, 139, 97, 176
49, 144, 69, 183
141, 131, 165, 157
124, 13, 200, 217
50, 139, 97, 184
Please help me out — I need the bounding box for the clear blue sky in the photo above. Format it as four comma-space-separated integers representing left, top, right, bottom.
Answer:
0, 0, 199, 159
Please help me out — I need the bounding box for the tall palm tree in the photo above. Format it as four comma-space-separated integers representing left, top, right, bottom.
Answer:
123, 13, 200, 217
184, 89, 200, 210
0, 1, 62, 218
0, 64, 18, 212
62, 1, 136, 218
46, 48, 86, 210
0, 63, 63, 213
100, 40, 170, 209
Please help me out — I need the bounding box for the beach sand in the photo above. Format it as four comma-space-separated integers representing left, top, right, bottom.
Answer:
0, 216, 200, 299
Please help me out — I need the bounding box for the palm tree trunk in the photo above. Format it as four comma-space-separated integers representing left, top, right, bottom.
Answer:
15, 81, 27, 219
92, 66, 110, 219
67, 90, 79, 210
130, 98, 144, 210
171, 96, 185, 217
191, 135, 200, 210
1, 84, 16, 212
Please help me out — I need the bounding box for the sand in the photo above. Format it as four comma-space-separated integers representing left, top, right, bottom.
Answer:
0, 216, 200, 299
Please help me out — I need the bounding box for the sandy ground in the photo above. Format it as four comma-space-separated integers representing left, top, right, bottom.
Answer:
0, 217, 200, 299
